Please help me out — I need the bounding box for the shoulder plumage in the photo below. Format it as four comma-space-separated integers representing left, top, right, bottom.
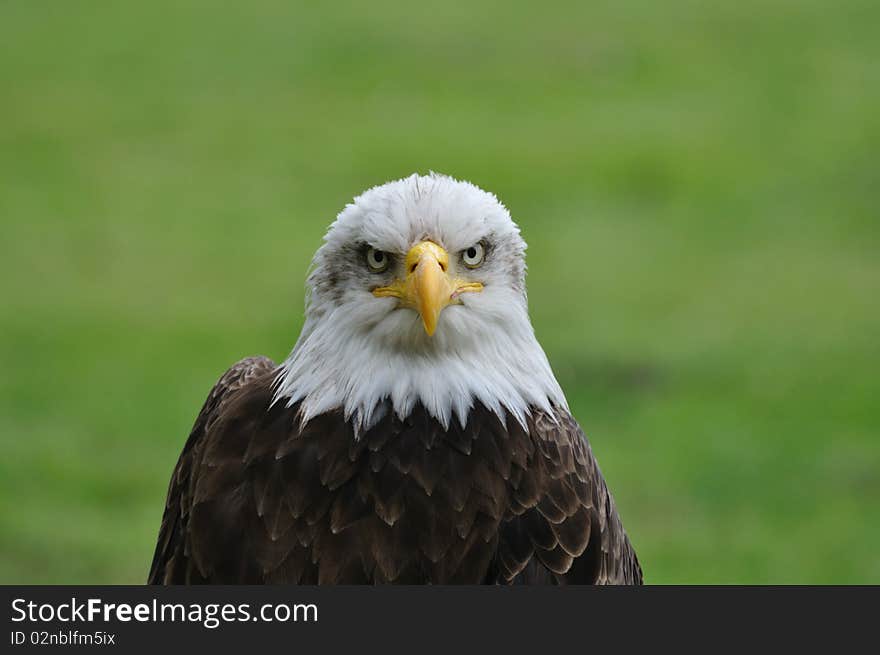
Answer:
148, 355, 277, 584
497, 407, 643, 584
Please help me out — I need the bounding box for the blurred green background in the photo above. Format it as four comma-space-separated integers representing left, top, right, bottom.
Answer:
1, 1, 878, 584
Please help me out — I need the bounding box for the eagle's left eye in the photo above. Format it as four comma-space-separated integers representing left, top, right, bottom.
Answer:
366, 247, 391, 272
461, 242, 485, 268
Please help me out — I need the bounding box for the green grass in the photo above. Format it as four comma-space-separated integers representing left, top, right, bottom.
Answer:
1, 0, 878, 583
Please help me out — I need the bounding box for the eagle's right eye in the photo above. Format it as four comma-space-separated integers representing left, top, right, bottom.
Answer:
366, 247, 390, 273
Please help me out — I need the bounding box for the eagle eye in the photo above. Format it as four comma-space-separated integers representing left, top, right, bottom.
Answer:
461, 242, 485, 268
366, 247, 391, 272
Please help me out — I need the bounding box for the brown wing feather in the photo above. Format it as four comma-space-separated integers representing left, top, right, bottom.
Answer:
497, 410, 643, 585
147, 355, 277, 584
149, 364, 641, 585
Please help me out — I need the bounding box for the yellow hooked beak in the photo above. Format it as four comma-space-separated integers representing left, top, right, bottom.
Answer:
372, 241, 483, 336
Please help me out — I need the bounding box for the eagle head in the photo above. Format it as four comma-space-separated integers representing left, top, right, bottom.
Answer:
274, 173, 566, 434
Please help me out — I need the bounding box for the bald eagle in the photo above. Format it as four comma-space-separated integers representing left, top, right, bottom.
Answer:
149, 173, 642, 584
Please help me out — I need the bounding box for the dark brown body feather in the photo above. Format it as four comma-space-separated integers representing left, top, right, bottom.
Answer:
149, 356, 642, 584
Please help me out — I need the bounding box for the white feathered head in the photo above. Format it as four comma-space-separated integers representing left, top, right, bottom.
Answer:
275, 173, 566, 434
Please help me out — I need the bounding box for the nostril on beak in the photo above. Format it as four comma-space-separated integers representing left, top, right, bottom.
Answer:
409, 257, 445, 275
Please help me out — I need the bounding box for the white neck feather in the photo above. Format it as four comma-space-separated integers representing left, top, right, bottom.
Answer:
273, 297, 566, 435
